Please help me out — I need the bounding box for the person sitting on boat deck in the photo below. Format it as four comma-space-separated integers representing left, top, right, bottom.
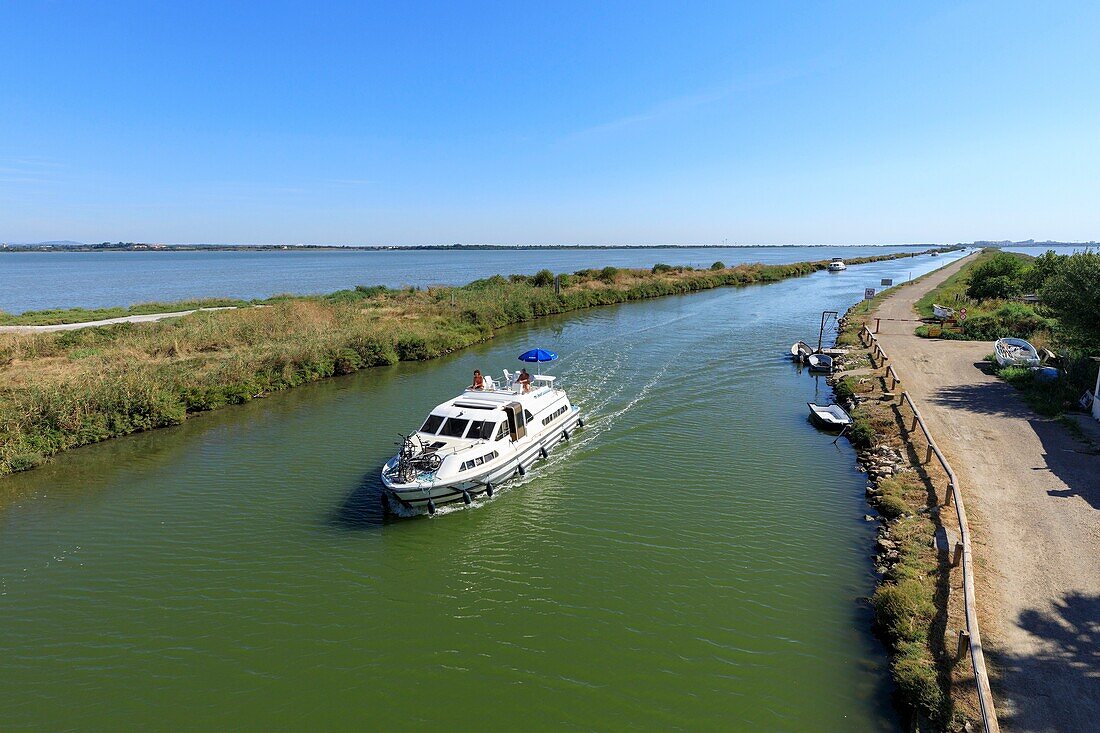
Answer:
470, 369, 485, 390
517, 368, 531, 392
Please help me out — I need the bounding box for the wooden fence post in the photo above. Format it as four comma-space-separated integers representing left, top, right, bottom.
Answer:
957, 629, 971, 662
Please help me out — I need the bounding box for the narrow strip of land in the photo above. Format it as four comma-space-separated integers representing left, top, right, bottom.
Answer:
0, 306, 244, 333
871, 257, 1100, 732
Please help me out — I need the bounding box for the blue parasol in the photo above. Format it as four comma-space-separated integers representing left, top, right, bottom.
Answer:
518, 348, 557, 375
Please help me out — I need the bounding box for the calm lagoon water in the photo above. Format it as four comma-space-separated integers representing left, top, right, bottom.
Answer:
0, 250, 969, 730
0, 245, 931, 313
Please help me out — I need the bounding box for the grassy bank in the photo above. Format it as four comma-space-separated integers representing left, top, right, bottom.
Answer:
0, 251, 933, 477
834, 311, 966, 729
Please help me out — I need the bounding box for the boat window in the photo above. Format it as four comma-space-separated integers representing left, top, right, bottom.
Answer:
420, 414, 445, 434
474, 456, 484, 466
495, 422, 507, 441
524, 410, 533, 424
439, 418, 470, 438
466, 420, 495, 440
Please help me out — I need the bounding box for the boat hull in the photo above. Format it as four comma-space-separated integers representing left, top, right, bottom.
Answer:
382, 411, 582, 510
994, 338, 1041, 368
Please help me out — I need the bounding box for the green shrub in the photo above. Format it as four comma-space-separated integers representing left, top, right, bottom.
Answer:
651, 263, 673, 273
599, 266, 619, 283
532, 269, 555, 287
966, 252, 1027, 300
850, 414, 875, 448
833, 376, 858, 401
710, 261, 726, 270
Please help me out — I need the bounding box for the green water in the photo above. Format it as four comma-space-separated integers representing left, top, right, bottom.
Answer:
0, 254, 966, 731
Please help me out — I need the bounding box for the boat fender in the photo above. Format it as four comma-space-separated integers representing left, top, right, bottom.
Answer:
462, 490, 472, 505
578, 418, 585, 428
427, 498, 436, 515
562, 429, 570, 441
485, 482, 494, 498
517, 464, 526, 476
539, 446, 548, 459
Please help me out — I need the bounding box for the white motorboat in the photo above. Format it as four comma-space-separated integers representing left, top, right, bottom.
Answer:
808, 402, 852, 429
827, 258, 847, 272
790, 340, 814, 362
381, 360, 582, 514
932, 304, 955, 320
994, 337, 1041, 368
807, 353, 833, 372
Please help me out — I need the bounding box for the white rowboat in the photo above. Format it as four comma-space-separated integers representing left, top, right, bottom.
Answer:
807, 353, 833, 372
995, 337, 1041, 368
808, 403, 852, 429
790, 340, 814, 361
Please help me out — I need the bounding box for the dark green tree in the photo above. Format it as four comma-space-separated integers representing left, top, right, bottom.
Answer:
966, 252, 1027, 300
1041, 251, 1100, 350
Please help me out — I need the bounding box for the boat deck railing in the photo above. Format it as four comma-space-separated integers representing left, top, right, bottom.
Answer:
859, 324, 1000, 733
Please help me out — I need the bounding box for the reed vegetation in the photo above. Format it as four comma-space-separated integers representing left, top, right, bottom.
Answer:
0, 250, 931, 477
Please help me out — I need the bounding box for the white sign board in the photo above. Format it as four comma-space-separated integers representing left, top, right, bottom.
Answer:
864, 287, 876, 300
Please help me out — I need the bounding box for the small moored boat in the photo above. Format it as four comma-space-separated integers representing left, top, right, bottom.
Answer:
808, 403, 852, 430
790, 340, 813, 362
827, 258, 847, 272
807, 353, 833, 373
994, 338, 1041, 368
381, 349, 582, 514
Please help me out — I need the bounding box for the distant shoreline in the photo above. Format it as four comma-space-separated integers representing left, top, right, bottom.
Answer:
0, 241, 1087, 253
1, 243, 937, 253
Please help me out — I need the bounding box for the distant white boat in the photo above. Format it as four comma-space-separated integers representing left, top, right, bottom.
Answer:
995, 338, 1041, 368
808, 402, 852, 430
807, 353, 833, 372
932, 304, 955, 320
827, 258, 847, 272
790, 340, 813, 361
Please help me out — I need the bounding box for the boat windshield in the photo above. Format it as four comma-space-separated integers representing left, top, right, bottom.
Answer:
439, 417, 470, 438
420, 414, 445, 434
466, 420, 496, 440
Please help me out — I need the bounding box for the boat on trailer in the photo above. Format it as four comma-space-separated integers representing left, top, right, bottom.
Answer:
381, 354, 582, 514
994, 337, 1041, 368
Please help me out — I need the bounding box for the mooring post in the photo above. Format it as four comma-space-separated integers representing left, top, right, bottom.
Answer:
953, 541, 964, 567
957, 629, 971, 661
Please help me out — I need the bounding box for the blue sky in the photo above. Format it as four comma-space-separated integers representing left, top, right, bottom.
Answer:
1, 1, 1098, 245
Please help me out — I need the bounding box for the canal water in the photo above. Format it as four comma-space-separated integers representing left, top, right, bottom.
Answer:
0, 252, 967, 731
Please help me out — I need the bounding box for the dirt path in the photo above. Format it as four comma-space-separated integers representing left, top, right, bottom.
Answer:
0, 306, 243, 333
872, 257, 1100, 732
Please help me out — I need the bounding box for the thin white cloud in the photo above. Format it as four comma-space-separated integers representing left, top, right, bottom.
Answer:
562, 60, 827, 143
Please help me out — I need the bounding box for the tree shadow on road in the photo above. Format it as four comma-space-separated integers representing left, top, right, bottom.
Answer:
926, 379, 1100, 510
927, 381, 1033, 419
990, 592, 1100, 733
